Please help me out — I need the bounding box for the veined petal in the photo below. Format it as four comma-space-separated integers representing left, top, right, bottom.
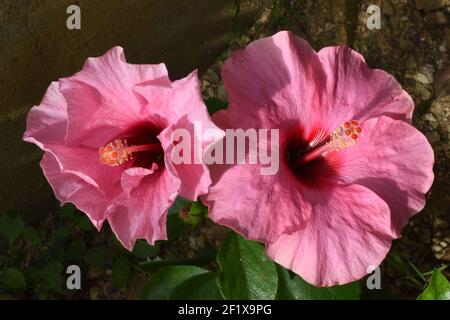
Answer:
203, 160, 311, 243
41, 153, 108, 229
23, 82, 67, 148
108, 166, 180, 250
337, 116, 434, 236
221, 31, 325, 129
60, 46, 169, 147
266, 184, 392, 287
136, 71, 225, 200
315, 46, 414, 133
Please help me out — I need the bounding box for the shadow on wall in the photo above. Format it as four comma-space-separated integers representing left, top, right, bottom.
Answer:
0, 0, 268, 221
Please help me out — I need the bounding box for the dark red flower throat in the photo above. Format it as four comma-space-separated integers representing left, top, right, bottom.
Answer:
285, 120, 362, 189
99, 122, 164, 168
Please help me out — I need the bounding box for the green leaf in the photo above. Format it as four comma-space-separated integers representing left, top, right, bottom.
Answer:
0, 268, 26, 291
35, 248, 51, 268
50, 226, 70, 247
276, 266, 360, 300
183, 201, 207, 226
139, 246, 216, 273
140, 259, 184, 273
37, 262, 64, 291
108, 233, 125, 251
58, 204, 77, 221
0, 212, 24, 246
23, 226, 41, 246
231, 0, 241, 19
132, 240, 160, 260
417, 269, 450, 300
77, 216, 95, 232
217, 233, 278, 300
141, 265, 207, 300
169, 197, 192, 214
66, 238, 87, 260
112, 256, 131, 289
167, 214, 188, 240
167, 197, 191, 239
170, 272, 222, 300
387, 251, 423, 289
139, 258, 207, 274
49, 245, 65, 262
189, 201, 208, 217
205, 97, 228, 115
388, 251, 413, 276
84, 246, 114, 268
179, 201, 206, 226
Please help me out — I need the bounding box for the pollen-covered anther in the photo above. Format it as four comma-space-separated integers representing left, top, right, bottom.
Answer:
328, 120, 362, 151
99, 139, 132, 166
295, 120, 362, 165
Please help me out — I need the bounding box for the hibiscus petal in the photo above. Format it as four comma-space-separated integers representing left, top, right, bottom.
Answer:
40, 153, 108, 229
221, 32, 414, 134
107, 165, 180, 250
159, 122, 213, 200
202, 160, 311, 243
60, 46, 169, 147
135, 70, 220, 138
170, 71, 221, 137
221, 31, 325, 128
24, 47, 202, 252
40, 144, 127, 230
338, 116, 434, 236
133, 80, 172, 118
266, 184, 392, 287
75, 46, 168, 107
316, 46, 414, 132
170, 71, 225, 200
44, 144, 126, 195
23, 82, 67, 148
136, 71, 225, 200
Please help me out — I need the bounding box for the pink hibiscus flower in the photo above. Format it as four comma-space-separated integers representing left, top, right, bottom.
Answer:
24, 47, 223, 250
202, 31, 434, 286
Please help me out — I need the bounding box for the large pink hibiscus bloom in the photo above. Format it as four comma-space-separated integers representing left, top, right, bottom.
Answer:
24, 47, 223, 250
202, 31, 434, 286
